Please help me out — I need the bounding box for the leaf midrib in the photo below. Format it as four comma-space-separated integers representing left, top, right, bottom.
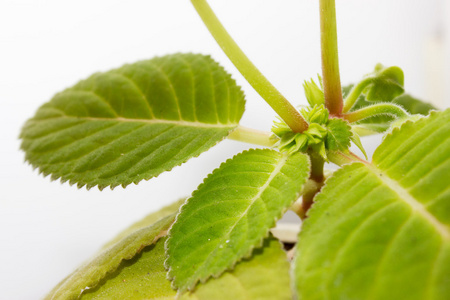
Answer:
368, 164, 450, 241
39, 115, 236, 129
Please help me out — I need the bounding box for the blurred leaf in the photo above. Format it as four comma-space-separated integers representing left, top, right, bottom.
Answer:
81, 236, 291, 300
46, 210, 177, 300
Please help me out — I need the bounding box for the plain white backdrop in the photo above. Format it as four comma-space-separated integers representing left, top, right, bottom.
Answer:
1, 0, 449, 299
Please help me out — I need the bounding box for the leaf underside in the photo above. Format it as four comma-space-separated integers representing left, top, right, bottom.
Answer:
294, 109, 450, 300
81, 236, 291, 300
20, 53, 245, 189
166, 148, 310, 292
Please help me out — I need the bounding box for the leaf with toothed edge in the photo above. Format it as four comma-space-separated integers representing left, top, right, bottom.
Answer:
325, 118, 352, 151
20, 53, 245, 190
165, 148, 309, 293
293, 109, 450, 300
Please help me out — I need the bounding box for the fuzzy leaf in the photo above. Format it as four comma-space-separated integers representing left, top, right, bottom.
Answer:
325, 118, 352, 151
294, 109, 450, 300
166, 149, 309, 292
80, 236, 291, 300
20, 53, 245, 189
46, 205, 178, 300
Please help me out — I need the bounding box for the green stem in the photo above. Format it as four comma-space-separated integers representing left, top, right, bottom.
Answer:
342, 78, 371, 113
292, 179, 322, 219
320, 0, 343, 116
191, 0, 308, 133
308, 150, 325, 182
343, 103, 409, 123
227, 126, 276, 147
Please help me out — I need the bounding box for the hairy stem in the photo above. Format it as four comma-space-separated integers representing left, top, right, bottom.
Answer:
227, 126, 276, 147
342, 78, 371, 113
191, 0, 308, 133
343, 103, 409, 123
320, 0, 343, 116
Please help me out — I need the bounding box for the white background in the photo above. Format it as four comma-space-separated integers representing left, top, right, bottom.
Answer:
1, 0, 449, 299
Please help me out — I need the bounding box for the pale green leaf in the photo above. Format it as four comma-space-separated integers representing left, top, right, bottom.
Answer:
101, 199, 185, 250
166, 149, 310, 292
294, 109, 450, 300
20, 53, 245, 189
45, 208, 178, 300
80, 236, 291, 300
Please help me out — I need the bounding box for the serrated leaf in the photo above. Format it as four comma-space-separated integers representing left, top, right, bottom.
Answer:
45, 203, 179, 300
20, 53, 245, 189
294, 109, 450, 300
166, 149, 310, 292
325, 118, 352, 151
80, 236, 291, 300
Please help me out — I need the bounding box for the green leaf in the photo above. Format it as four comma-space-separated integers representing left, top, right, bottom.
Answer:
101, 199, 185, 250
392, 93, 437, 115
80, 236, 291, 300
166, 149, 310, 292
325, 118, 351, 151
349, 128, 368, 159
363, 64, 404, 102
20, 53, 245, 189
46, 211, 177, 300
303, 76, 325, 107
293, 109, 450, 300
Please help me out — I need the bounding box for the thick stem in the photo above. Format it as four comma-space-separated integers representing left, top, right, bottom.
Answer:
308, 150, 325, 182
191, 0, 308, 133
227, 126, 276, 147
320, 0, 343, 116
343, 103, 409, 123
342, 78, 371, 113
292, 179, 323, 220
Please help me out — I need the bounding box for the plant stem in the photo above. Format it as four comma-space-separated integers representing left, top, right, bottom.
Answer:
343, 103, 409, 123
320, 0, 343, 116
191, 0, 308, 133
308, 149, 325, 182
342, 78, 371, 113
227, 126, 276, 147
291, 179, 322, 219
